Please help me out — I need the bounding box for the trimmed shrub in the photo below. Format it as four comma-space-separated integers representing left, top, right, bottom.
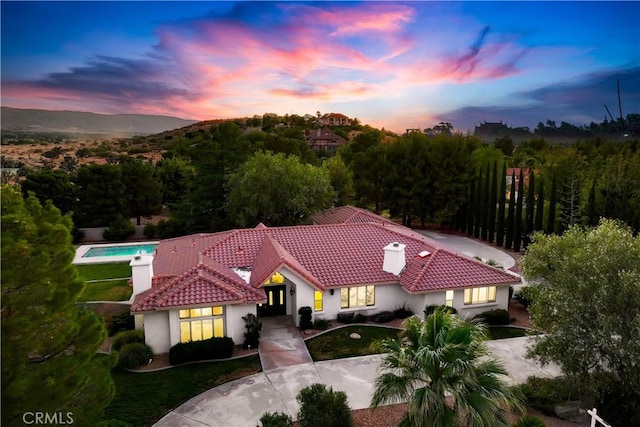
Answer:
371, 311, 394, 323
71, 227, 85, 244
296, 383, 353, 427
258, 411, 293, 427
102, 215, 135, 241
111, 329, 144, 352
513, 415, 546, 427
337, 312, 366, 324
518, 376, 584, 416
243, 313, 262, 349
298, 306, 313, 330
312, 318, 329, 330
117, 343, 153, 369
169, 337, 234, 365
107, 312, 135, 336
393, 304, 413, 319
143, 222, 157, 238
475, 309, 511, 326
424, 304, 458, 317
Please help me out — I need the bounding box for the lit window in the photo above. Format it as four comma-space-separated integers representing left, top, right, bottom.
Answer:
264, 272, 285, 285
445, 290, 454, 307
314, 291, 323, 311
179, 306, 225, 343
463, 287, 497, 305
340, 286, 375, 309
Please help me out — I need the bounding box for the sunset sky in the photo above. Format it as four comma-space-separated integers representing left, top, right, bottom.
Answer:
2, 1, 639, 133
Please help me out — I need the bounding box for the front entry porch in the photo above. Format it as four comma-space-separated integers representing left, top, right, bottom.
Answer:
258, 316, 312, 371
257, 284, 287, 317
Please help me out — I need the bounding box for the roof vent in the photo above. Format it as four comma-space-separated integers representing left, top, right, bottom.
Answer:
418, 250, 431, 258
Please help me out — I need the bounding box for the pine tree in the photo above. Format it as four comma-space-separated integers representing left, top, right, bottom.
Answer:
514, 169, 524, 251
505, 172, 516, 249
488, 161, 498, 243
496, 163, 507, 246
534, 179, 544, 231
546, 174, 557, 234
524, 170, 535, 247
1, 187, 115, 425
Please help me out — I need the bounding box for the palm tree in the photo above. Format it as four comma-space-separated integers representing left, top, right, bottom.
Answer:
371, 310, 523, 427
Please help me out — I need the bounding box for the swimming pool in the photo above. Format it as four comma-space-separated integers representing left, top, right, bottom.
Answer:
83, 244, 157, 257
73, 241, 160, 264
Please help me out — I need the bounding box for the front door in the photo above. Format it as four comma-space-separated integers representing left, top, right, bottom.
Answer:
258, 285, 287, 317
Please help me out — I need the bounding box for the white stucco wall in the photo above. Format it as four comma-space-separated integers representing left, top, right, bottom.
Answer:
143, 312, 171, 354
226, 304, 258, 345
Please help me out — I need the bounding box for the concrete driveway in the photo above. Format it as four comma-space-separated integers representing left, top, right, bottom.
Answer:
416, 230, 517, 271
154, 336, 560, 427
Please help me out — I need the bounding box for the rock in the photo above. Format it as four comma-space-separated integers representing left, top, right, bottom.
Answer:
349, 333, 361, 340
554, 401, 588, 423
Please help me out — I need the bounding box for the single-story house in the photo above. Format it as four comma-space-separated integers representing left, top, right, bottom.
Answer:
130, 206, 521, 354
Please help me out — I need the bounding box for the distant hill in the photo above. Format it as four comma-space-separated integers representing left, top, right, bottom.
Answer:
1, 107, 198, 136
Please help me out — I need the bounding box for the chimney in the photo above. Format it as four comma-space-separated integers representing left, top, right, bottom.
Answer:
130, 254, 154, 296
383, 242, 406, 275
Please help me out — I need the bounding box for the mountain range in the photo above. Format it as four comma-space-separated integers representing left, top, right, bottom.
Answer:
1, 107, 197, 136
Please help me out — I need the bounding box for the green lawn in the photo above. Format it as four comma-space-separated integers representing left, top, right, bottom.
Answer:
305, 325, 401, 361
78, 279, 132, 302
487, 326, 528, 340
104, 355, 261, 427
76, 262, 132, 281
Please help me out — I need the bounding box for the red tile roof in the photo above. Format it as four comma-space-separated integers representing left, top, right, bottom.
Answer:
131, 259, 266, 313
135, 207, 520, 312
312, 206, 396, 226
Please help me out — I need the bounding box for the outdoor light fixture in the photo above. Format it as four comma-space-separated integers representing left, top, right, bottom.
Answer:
330, 289, 335, 295
290, 287, 295, 296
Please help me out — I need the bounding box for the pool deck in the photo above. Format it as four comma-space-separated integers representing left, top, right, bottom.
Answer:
73, 241, 160, 264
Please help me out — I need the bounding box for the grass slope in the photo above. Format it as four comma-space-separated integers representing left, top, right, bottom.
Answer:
104, 355, 261, 427
78, 279, 132, 302
306, 325, 401, 361
76, 262, 131, 281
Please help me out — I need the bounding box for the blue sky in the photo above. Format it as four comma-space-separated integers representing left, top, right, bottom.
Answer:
2, 1, 639, 133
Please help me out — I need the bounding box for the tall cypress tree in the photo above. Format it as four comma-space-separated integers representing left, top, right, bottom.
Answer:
496, 163, 507, 246
481, 164, 491, 240
1, 187, 115, 425
505, 172, 516, 249
514, 169, 525, 251
488, 161, 498, 243
466, 176, 475, 236
546, 174, 557, 234
524, 170, 535, 247
534, 179, 544, 231
473, 171, 482, 238
587, 179, 597, 226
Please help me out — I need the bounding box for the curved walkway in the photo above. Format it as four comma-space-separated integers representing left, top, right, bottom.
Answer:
154, 336, 560, 426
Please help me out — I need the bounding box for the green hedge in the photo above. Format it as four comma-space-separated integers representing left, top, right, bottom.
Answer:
117, 343, 153, 369
474, 309, 510, 325
112, 330, 144, 352
169, 337, 234, 365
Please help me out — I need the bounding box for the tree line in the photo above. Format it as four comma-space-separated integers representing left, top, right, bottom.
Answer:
14, 116, 640, 244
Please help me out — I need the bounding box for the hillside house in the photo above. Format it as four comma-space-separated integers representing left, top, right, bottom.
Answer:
317, 113, 351, 126
130, 206, 520, 354
304, 127, 347, 154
